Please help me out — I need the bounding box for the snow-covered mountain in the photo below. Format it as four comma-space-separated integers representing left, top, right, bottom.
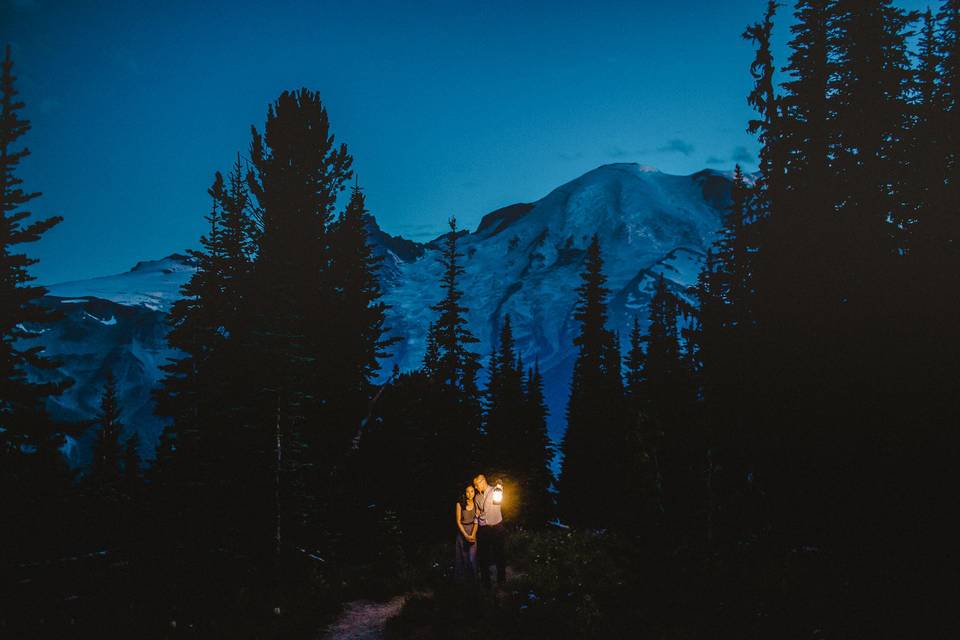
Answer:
28, 163, 734, 466
35, 256, 195, 465
381, 163, 732, 439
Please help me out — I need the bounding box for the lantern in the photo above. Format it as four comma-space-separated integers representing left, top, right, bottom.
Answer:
492, 481, 504, 505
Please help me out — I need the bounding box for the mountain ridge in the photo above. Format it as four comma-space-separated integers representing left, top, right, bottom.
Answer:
29, 162, 734, 467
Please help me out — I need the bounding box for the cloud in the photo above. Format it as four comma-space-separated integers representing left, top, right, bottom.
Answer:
705, 156, 725, 165
731, 146, 755, 164
657, 138, 695, 156
607, 146, 630, 159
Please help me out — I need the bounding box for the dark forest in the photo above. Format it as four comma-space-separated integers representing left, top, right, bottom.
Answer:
2, 1, 958, 637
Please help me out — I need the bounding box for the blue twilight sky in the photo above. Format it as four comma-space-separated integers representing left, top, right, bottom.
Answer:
2, 0, 930, 284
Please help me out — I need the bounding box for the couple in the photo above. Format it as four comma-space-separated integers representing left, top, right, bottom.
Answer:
454, 474, 506, 588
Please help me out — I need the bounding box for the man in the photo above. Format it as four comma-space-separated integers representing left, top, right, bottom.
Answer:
473, 474, 506, 588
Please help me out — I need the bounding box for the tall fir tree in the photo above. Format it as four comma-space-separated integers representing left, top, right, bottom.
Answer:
929, 0, 960, 419
245, 89, 353, 571
906, 9, 943, 254
559, 235, 627, 528
154, 173, 229, 473
517, 360, 554, 527
422, 321, 440, 375
938, 0, 960, 254
831, 0, 915, 298
692, 168, 762, 548
642, 273, 701, 538
624, 315, 646, 404
644, 275, 684, 426
483, 313, 525, 475
422, 217, 482, 513
0, 45, 72, 558
326, 184, 395, 465
152, 160, 261, 624
154, 162, 257, 487
320, 183, 396, 560
88, 371, 124, 492
425, 218, 482, 395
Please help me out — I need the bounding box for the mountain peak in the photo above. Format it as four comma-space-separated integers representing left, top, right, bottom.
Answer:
129, 253, 197, 274
595, 162, 661, 173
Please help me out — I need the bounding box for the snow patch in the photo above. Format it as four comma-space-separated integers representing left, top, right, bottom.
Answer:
84, 312, 117, 326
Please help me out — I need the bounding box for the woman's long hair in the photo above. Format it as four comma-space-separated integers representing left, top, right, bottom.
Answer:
458, 484, 474, 510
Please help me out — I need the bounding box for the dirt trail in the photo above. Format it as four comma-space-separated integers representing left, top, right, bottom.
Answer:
320, 594, 408, 640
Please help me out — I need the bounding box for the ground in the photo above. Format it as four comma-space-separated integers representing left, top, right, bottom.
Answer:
320, 594, 409, 640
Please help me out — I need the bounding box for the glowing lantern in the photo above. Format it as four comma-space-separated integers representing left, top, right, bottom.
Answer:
492, 482, 504, 505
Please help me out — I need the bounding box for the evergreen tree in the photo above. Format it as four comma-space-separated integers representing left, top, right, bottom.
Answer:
154, 163, 257, 489
152, 160, 261, 624
559, 236, 627, 528
247, 88, 352, 407
326, 184, 395, 464
642, 274, 700, 537
926, 0, 960, 425
782, 0, 835, 183
831, 0, 915, 297
89, 371, 124, 491
422, 321, 440, 376
422, 217, 482, 511
0, 45, 69, 461
424, 218, 482, 395
154, 173, 230, 469
622, 314, 657, 526
689, 168, 761, 548
0, 45, 72, 558
644, 275, 683, 423
744, 0, 783, 194
245, 89, 353, 571
742, 0, 783, 318
779, 0, 843, 336
484, 313, 525, 474
775, 0, 838, 317
938, 0, 960, 254
713, 166, 755, 365
518, 360, 554, 528
320, 183, 396, 560
624, 315, 646, 403
906, 9, 943, 254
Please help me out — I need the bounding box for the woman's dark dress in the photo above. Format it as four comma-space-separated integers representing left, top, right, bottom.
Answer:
455, 503, 477, 579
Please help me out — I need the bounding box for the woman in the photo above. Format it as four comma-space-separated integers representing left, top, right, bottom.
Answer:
454, 484, 478, 580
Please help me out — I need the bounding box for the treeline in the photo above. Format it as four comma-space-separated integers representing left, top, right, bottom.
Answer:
553, 0, 960, 635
